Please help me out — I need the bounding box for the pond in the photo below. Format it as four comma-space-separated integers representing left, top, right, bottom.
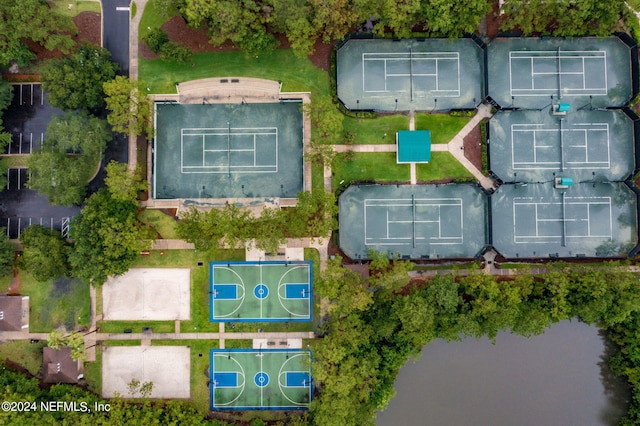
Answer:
377, 320, 629, 426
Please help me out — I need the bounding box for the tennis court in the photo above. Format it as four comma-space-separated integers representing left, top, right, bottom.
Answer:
339, 184, 487, 259
210, 261, 312, 322
487, 37, 632, 109
491, 182, 637, 258
337, 38, 484, 111
489, 109, 634, 182
154, 102, 303, 199
210, 349, 312, 410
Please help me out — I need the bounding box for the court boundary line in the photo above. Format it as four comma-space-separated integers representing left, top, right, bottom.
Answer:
210, 349, 312, 411
364, 197, 464, 246
210, 261, 312, 323
180, 126, 278, 174
510, 122, 611, 170
511, 196, 613, 244
362, 52, 461, 96
508, 49, 608, 97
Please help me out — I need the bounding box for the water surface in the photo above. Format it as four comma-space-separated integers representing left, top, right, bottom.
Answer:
377, 320, 629, 426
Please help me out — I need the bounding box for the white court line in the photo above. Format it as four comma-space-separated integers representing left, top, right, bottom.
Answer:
181, 127, 278, 174
362, 52, 460, 96
364, 198, 463, 245
509, 50, 607, 96
511, 123, 610, 170
513, 197, 612, 243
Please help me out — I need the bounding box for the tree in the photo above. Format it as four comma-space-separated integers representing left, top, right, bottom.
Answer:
41, 44, 119, 111
142, 28, 169, 54
310, 0, 359, 43
305, 96, 344, 145
421, 0, 490, 37
68, 189, 154, 285
27, 112, 111, 206
499, 0, 625, 36
159, 41, 193, 63
0, 0, 75, 68
104, 161, 147, 203
176, 204, 253, 251
375, 0, 422, 38
182, 0, 277, 56
19, 225, 70, 281
0, 78, 14, 154
47, 330, 85, 361
103, 76, 153, 138
0, 229, 15, 276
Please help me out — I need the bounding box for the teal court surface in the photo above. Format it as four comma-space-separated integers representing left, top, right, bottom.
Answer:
153, 102, 303, 199
337, 38, 484, 111
339, 184, 488, 259
487, 37, 633, 109
210, 349, 312, 410
491, 182, 638, 258
210, 261, 312, 322
488, 109, 635, 182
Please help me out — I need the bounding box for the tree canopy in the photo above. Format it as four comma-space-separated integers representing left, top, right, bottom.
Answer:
19, 225, 70, 282
499, 0, 626, 36
104, 161, 147, 203
41, 44, 119, 111
0, 229, 15, 276
27, 112, 111, 206
103, 76, 153, 138
0, 0, 75, 68
68, 188, 154, 285
310, 260, 640, 425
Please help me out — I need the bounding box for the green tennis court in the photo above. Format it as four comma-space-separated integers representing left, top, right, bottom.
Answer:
210, 349, 312, 410
337, 38, 484, 112
210, 261, 312, 322
487, 37, 632, 110
488, 109, 634, 183
153, 102, 303, 199
491, 182, 637, 258
339, 184, 488, 259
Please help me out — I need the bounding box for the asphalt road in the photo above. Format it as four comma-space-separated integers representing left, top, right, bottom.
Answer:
101, 0, 131, 75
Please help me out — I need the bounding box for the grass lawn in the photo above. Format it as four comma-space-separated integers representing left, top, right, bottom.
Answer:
0, 340, 46, 375
312, 162, 325, 193
128, 249, 243, 333
342, 115, 409, 144
415, 113, 470, 144
97, 320, 176, 334
139, 0, 180, 39
0, 272, 91, 332
50, 0, 101, 17
140, 50, 330, 96
332, 152, 410, 189
415, 152, 474, 182
137, 209, 178, 239
1, 156, 28, 168
83, 346, 102, 394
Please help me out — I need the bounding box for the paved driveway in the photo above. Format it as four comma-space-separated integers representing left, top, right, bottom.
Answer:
101, 0, 131, 74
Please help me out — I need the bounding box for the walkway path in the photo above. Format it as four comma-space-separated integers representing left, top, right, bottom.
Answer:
331, 103, 497, 189
446, 103, 496, 190
127, 0, 148, 171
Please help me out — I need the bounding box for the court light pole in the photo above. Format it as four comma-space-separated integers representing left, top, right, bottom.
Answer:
241, 185, 246, 196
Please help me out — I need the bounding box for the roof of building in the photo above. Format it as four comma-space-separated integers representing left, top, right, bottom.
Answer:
397, 130, 431, 163
0, 295, 29, 331
42, 347, 78, 384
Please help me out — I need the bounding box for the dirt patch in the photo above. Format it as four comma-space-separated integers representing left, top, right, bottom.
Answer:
146, 15, 334, 71
308, 39, 336, 72
21, 12, 101, 64
463, 119, 484, 171
486, 0, 502, 38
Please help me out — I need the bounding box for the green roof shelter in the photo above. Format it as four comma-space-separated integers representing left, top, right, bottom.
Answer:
396, 130, 431, 164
